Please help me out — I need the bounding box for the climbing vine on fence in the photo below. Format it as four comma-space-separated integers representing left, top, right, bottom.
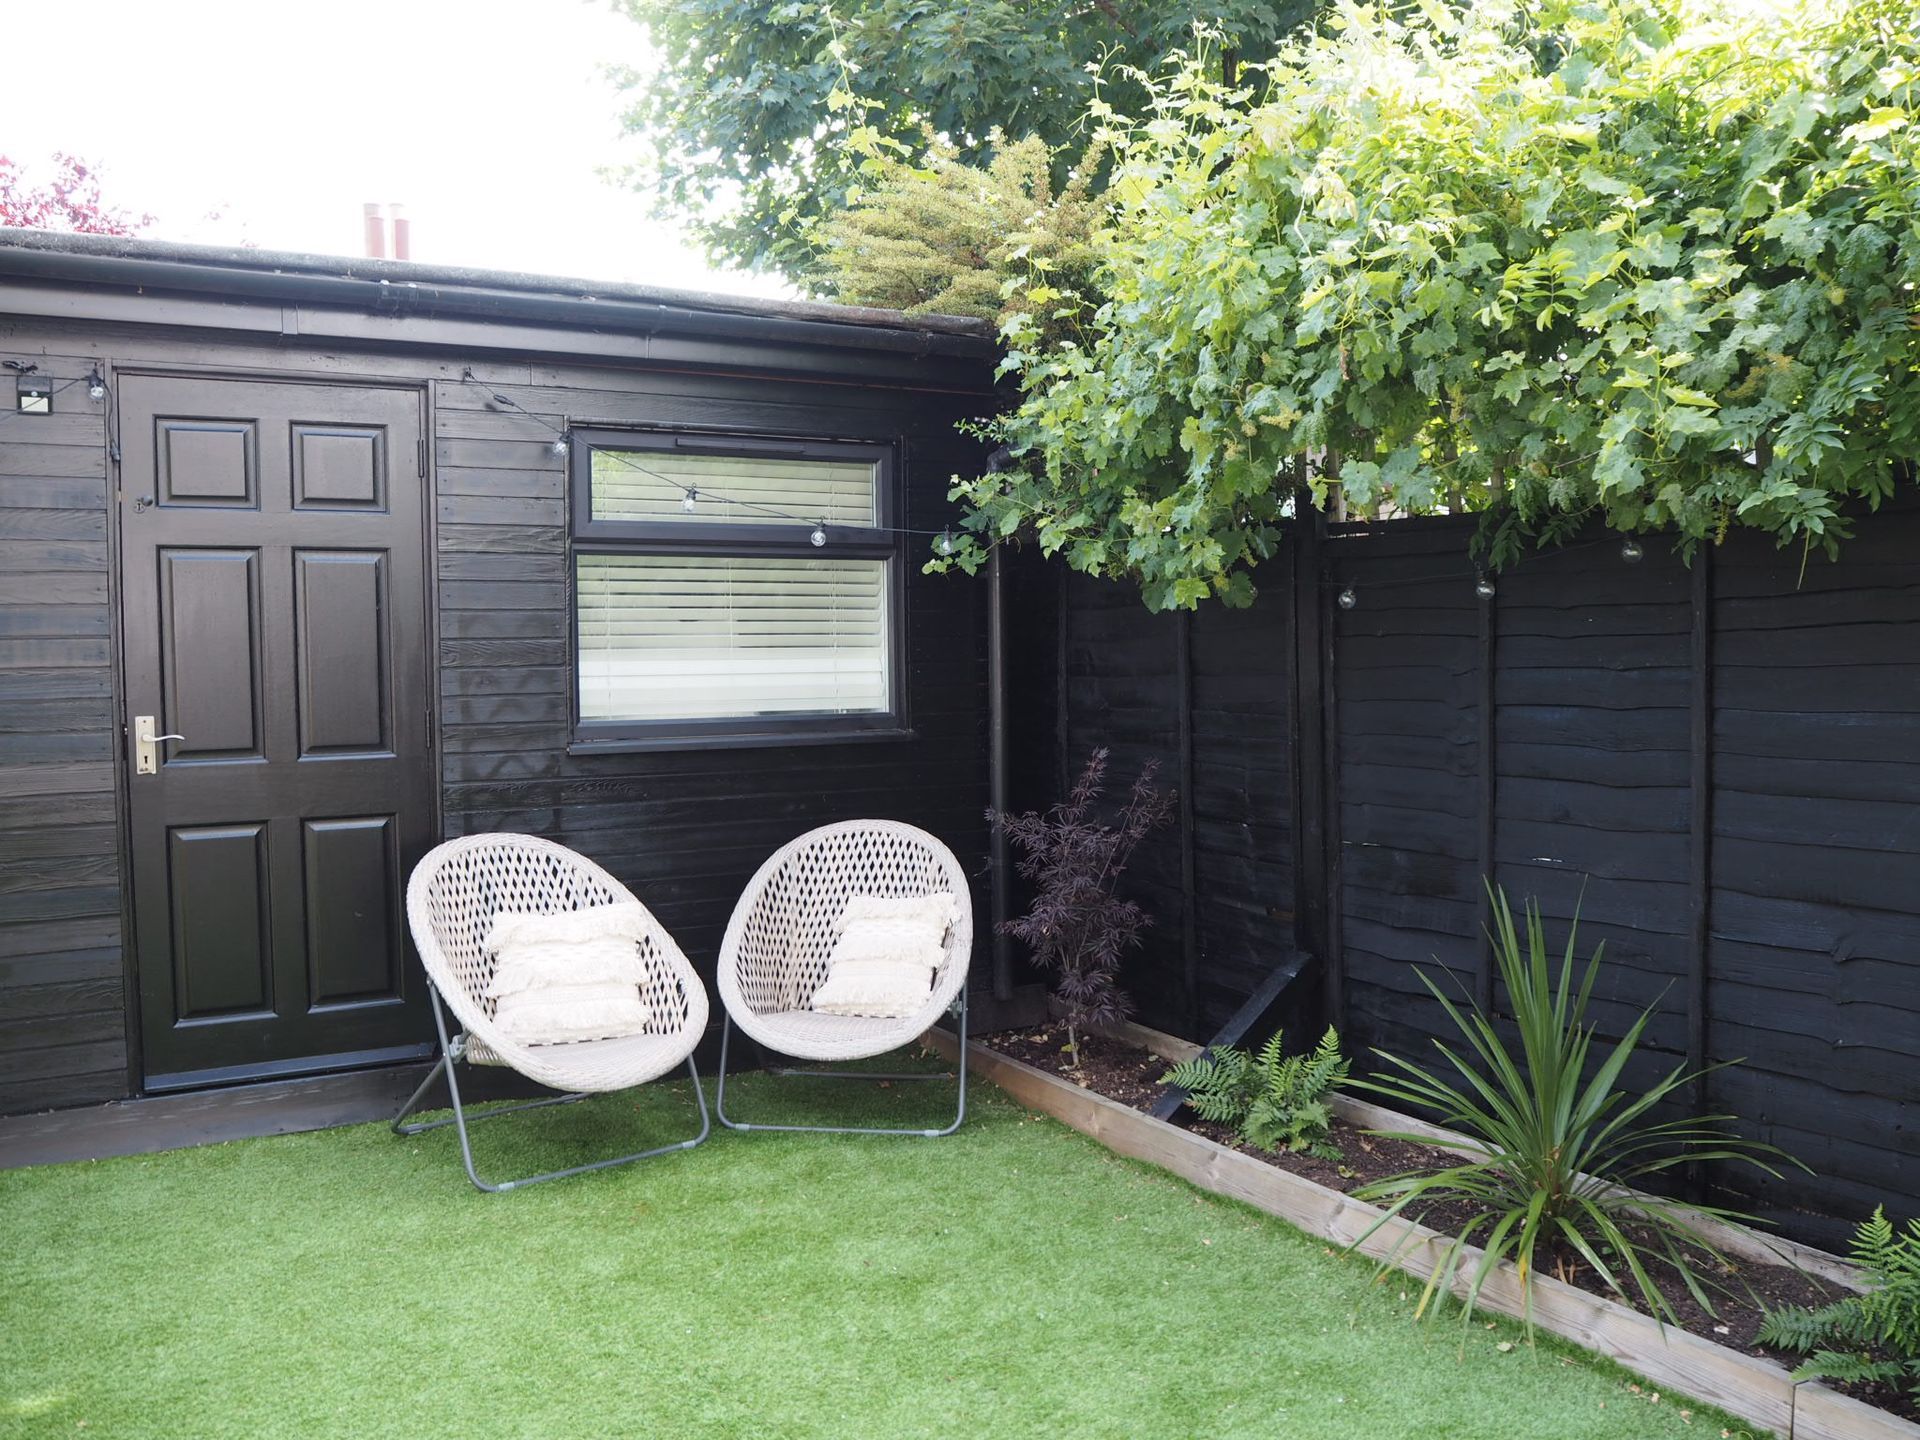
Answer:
935, 0, 1920, 610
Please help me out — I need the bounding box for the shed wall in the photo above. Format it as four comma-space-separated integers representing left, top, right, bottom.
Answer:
0, 352, 121, 1113
429, 363, 993, 973
0, 314, 993, 1112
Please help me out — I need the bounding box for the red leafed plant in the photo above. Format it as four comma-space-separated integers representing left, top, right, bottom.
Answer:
0, 153, 153, 236
991, 748, 1173, 1068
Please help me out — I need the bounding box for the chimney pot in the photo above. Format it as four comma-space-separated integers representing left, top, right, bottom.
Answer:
362, 202, 387, 259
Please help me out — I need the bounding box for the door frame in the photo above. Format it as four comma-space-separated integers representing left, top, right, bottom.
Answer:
107, 359, 441, 1096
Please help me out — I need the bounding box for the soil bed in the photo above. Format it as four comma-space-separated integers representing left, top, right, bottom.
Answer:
984, 1023, 1915, 1424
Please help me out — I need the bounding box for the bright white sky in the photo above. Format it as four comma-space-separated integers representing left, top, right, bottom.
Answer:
0, 0, 787, 297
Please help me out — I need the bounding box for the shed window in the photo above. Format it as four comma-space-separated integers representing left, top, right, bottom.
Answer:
569, 430, 905, 751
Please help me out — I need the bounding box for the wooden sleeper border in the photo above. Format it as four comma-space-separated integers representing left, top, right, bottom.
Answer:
926, 1028, 1920, 1440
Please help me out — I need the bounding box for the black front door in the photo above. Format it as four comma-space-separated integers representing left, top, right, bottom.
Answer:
120, 375, 435, 1090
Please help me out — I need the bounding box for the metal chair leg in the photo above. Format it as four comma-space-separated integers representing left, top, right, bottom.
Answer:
391, 1052, 589, 1139
392, 990, 711, 1192
715, 990, 968, 1138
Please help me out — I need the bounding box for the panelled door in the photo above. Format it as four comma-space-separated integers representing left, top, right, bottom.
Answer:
120, 375, 435, 1090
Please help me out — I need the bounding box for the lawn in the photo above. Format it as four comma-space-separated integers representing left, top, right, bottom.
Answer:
1, 1066, 1750, 1440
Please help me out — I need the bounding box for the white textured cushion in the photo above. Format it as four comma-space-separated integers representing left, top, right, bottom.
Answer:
809, 894, 953, 1019
482, 903, 653, 1045
833, 891, 960, 935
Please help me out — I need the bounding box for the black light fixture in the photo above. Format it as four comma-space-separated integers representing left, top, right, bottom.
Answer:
87, 367, 106, 401
13, 374, 51, 414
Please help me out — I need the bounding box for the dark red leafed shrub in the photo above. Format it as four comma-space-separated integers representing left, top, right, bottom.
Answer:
991, 748, 1173, 1067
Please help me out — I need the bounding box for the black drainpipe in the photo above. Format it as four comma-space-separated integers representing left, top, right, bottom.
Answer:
987, 538, 1012, 1003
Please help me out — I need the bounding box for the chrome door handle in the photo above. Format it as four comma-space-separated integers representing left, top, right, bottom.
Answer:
133, 715, 185, 775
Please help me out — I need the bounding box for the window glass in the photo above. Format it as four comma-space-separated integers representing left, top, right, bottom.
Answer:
589, 448, 879, 528
576, 553, 890, 723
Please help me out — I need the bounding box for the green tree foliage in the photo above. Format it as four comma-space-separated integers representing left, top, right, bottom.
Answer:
1160, 1027, 1349, 1159
609, 0, 1312, 277
1759, 1208, 1920, 1397
816, 133, 1107, 332
942, 0, 1920, 610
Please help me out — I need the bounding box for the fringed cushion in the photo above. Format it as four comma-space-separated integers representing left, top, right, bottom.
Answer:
833, 891, 960, 935
809, 893, 953, 1019
482, 903, 653, 1044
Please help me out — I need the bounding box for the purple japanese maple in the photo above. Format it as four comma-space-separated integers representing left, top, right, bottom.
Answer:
991, 748, 1173, 1068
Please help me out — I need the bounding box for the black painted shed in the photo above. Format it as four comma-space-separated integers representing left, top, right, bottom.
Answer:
0, 229, 1001, 1111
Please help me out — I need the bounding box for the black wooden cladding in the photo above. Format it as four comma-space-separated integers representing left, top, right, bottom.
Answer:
0, 353, 127, 1115
1002, 551, 1298, 1038
0, 313, 995, 1111
431, 366, 994, 1049
1009, 499, 1920, 1247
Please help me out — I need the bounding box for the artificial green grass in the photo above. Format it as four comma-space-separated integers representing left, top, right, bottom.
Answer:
0, 1067, 1758, 1440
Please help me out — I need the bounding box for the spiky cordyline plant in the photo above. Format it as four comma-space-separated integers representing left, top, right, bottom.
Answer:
1352, 884, 1802, 1331
991, 748, 1173, 1068
1758, 1208, 1920, 1398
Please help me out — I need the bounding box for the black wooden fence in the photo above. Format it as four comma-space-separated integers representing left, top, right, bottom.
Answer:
1004, 495, 1920, 1248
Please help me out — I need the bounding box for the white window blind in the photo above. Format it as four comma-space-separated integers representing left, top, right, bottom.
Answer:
590, 449, 879, 528
577, 554, 891, 722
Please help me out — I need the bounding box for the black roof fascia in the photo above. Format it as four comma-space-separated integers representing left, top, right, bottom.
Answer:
0, 229, 1001, 382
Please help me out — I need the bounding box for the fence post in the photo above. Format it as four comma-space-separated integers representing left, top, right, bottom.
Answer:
1054, 566, 1070, 797
1290, 497, 1340, 1032
1175, 610, 1200, 1035
1687, 548, 1715, 1198
1475, 566, 1499, 1013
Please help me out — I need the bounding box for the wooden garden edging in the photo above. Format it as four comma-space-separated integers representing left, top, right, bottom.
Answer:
927, 1029, 1920, 1440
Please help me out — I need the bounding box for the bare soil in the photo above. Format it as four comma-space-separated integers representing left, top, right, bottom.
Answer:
983, 1023, 1916, 1424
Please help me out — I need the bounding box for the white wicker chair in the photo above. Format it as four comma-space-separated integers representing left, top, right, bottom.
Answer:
713, 819, 972, 1136
393, 833, 710, 1191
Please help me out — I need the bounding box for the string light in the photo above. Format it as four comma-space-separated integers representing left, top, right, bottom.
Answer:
939, 530, 955, 555
454, 370, 980, 546
86, 368, 106, 401
1621, 536, 1644, 564
1337, 587, 1357, 610
1475, 573, 1497, 600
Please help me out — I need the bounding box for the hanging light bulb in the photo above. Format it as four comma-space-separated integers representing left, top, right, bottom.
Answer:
86, 368, 105, 401
810, 522, 827, 548
1621, 536, 1644, 564
1337, 587, 1357, 610
939, 530, 954, 555
682, 487, 699, 514
550, 433, 570, 458
1475, 573, 1497, 600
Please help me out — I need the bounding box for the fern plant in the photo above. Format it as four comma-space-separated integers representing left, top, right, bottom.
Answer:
1160, 1027, 1349, 1160
1758, 1208, 1920, 1398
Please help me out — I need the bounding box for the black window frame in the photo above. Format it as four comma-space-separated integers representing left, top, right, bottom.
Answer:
566, 426, 911, 754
